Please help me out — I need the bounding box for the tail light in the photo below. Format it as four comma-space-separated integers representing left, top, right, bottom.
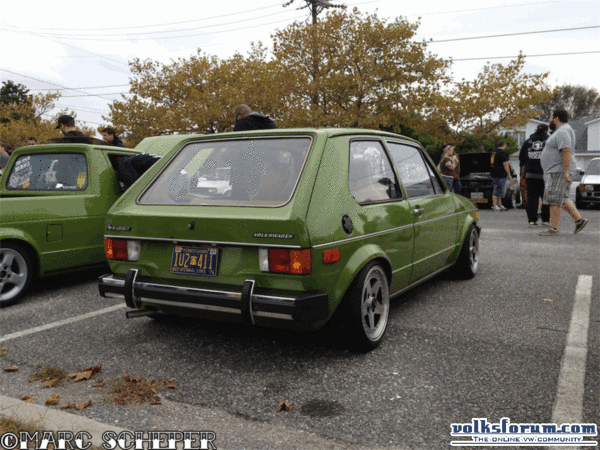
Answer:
105, 238, 140, 261
259, 249, 311, 275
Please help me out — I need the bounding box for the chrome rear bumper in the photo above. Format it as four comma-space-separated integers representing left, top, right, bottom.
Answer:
98, 270, 329, 323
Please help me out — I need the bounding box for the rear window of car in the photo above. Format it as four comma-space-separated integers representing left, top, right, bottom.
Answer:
6, 153, 88, 191
138, 137, 312, 207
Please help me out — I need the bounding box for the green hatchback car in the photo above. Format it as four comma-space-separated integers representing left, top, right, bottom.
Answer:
0, 137, 168, 307
98, 129, 481, 350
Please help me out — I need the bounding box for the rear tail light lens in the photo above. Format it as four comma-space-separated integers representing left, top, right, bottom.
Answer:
104, 238, 140, 261
259, 248, 311, 274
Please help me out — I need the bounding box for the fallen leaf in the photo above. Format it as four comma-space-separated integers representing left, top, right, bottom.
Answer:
543, 298, 554, 303
75, 400, 92, 410
45, 394, 60, 406
60, 403, 76, 410
83, 365, 102, 374
164, 379, 178, 389
43, 378, 60, 388
277, 401, 294, 412
150, 397, 161, 405
3, 365, 18, 372
21, 396, 35, 404
91, 379, 105, 387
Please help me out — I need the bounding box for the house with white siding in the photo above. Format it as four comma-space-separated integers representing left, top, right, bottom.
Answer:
501, 119, 548, 148
585, 118, 600, 151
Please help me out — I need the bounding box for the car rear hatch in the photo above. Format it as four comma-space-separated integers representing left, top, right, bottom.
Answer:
100, 134, 329, 323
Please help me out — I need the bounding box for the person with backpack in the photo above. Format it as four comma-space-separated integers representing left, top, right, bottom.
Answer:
519, 124, 550, 227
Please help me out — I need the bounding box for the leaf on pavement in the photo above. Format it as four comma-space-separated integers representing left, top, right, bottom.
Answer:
91, 379, 105, 387
150, 396, 161, 405
164, 379, 178, 389
277, 401, 294, 412
42, 378, 60, 388
69, 371, 93, 382
83, 365, 102, 374
45, 394, 60, 406
543, 298, 554, 303
75, 400, 92, 410
4, 365, 18, 372
60, 403, 76, 410
21, 396, 35, 404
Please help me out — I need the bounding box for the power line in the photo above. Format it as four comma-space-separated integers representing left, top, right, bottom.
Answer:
61, 92, 129, 98
430, 25, 599, 43
37, 84, 130, 91
452, 50, 600, 61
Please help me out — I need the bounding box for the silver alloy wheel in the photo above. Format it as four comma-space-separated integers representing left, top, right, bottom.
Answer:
468, 228, 479, 274
360, 266, 389, 342
0, 248, 28, 302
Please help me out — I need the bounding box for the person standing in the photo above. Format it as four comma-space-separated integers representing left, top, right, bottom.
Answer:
539, 109, 588, 235
233, 104, 277, 131
490, 139, 512, 211
101, 127, 125, 147
519, 124, 550, 227
0, 140, 9, 173
439, 144, 461, 193
56, 115, 86, 137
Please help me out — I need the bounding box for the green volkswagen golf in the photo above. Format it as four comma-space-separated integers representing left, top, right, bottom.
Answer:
99, 129, 480, 350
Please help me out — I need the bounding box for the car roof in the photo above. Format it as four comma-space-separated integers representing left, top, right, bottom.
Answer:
135, 128, 420, 152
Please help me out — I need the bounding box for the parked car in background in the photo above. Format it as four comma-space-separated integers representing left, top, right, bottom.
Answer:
576, 158, 600, 208
458, 152, 520, 209
98, 129, 481, 351
0, 136, 167, 307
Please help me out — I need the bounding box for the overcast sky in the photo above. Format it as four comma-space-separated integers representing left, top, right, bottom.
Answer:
1, 0, 599, 136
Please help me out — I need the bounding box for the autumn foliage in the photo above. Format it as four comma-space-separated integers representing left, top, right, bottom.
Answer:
106, 8, 554, 147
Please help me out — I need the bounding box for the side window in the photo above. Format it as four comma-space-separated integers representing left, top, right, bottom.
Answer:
386, 142, 436, 199
348, 140, 401, 204
7, 153, 88, 191
424, 159, 445, 194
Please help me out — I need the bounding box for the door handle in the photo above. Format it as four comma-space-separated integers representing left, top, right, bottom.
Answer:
412, 208, 425, 215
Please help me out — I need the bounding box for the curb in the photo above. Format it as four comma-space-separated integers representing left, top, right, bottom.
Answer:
0, 394, 129, 448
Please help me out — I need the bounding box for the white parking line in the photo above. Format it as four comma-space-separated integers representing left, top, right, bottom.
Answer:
551, 275, 593, 440
0, 304, 126, 343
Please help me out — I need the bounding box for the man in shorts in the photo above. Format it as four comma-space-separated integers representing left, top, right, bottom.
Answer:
539, 108, 588, 236
490, 140, 512, 211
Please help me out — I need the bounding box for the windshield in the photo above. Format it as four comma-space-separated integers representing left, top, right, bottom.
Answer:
586, 160, 600, 176
139, 137, 312, 207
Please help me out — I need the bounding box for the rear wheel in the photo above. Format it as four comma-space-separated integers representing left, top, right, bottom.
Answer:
0, 243, 35, 308
451, 225, 479, 279
339, 262, 390, 352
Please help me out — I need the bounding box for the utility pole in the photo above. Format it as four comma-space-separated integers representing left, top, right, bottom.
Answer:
283, 0, 345, 24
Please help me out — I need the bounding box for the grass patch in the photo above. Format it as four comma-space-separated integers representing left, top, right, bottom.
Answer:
0, 349, 11, 358
27, 366, 69, 387
104, 374, 164, 405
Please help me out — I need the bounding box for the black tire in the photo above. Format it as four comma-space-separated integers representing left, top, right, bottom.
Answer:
0, 242, 35, 308
451, 225, 479, 279
338, 262, 390, 352
575, 193, 584, 210
502, 188, 516, 209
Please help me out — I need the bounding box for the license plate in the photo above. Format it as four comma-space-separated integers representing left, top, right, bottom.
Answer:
472, 198, 488, 203
470, 192, 484, 199
170, 246, 218, 276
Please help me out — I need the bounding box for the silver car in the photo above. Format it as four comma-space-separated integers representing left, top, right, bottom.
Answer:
575, 158, 600, 209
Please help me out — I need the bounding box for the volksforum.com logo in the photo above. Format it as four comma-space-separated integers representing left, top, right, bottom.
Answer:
451, 418, 598, 446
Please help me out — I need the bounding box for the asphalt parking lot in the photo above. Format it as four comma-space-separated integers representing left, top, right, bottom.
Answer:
1, 205, 599, 450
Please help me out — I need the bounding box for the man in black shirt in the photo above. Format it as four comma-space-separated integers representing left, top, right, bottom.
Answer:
519, 124, 550, 227
233, 104, 277, 132
56, 115, 86, 137
490, 139, 513, 211
101, 127, 125, 147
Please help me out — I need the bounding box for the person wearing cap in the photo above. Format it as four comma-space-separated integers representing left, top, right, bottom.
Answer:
439, 144, 461, 193
101, 127, 125, 147
233, 104, 277, 132
56, 115, 86, 137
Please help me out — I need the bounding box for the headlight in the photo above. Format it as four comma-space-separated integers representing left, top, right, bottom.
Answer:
584, 184, 594, 192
